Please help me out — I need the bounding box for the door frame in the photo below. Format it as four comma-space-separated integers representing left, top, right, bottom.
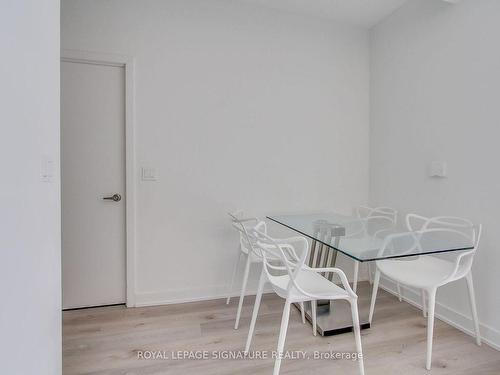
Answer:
61, 49, 137, 307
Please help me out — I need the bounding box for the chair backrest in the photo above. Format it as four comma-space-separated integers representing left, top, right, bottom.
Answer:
377, 226, 474, 254
380, 217, 481, 282
353, 206, 398, 238
250, 228, 309, 295
404, 214, 481, 279
357, 206, 398, 222
405, 214, 478, 244
228, 212, 266, 257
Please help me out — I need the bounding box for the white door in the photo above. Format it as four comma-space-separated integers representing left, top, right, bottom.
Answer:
61, 60, 126, 309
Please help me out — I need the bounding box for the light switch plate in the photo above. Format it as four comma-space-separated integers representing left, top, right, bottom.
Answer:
429, 161, 447, 178
141, 166, 158, 181
41, 156, 55, 182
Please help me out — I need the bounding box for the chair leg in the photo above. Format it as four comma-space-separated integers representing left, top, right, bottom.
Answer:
368, 263, 373, 285
273, 299, 291, 375
350, 299, 365, 375
299, 302, 306, 324
244, 271, 266, 353
226, 251, 242, 304
397, 283, 402, 302
422, 289, 427, 317
234, 254, 251, 329
466, 272, 482, 346
311, 300, 317, 336
426, 288, 437, 371
353, 261, 359, 293
368, 269, 381, 324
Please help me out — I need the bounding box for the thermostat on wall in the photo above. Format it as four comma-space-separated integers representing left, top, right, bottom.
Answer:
429, 161, 447, 178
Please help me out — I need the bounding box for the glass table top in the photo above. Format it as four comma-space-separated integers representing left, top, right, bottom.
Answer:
267, 212, 475, 262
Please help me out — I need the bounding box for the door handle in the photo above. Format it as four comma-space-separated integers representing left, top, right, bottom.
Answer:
103, 193, 122, 202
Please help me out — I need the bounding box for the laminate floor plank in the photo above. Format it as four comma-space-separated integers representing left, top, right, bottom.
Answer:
63, 282, 500, 375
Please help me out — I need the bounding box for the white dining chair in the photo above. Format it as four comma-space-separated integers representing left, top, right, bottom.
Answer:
352, 206, 398, 293
227, 213, 306, 330
403, 215, 479, 319
368, 215, 482, 370
245, 229, 365, 375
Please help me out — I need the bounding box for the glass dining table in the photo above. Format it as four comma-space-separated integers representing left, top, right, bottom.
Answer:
267, 212, 475, 336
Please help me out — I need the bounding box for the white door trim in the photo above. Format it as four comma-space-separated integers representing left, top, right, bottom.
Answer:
61, 49, 137, 307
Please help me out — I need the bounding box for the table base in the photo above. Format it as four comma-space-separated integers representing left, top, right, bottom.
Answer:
294, 281, 372, 336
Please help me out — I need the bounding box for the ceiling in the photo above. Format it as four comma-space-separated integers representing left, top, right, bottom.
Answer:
237, 0, 409, 28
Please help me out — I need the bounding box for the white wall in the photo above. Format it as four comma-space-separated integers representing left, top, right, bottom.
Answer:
61, 0, 370, 305
370, 0, 500, 349
0, 0, 61, 373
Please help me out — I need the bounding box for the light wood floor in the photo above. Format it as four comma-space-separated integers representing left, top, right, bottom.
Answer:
63, 283, 500, 375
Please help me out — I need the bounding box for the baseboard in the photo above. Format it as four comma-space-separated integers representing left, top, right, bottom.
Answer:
133, 263, 367, 308
379, 279, 500, 351
134, 284, 274, 307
